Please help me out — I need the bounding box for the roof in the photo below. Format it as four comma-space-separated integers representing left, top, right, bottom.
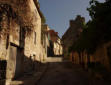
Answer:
48, 30, 58, 37
33, 0, 44, 18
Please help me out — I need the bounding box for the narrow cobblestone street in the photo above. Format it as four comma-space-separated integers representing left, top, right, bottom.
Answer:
36, 57, 111, 85
1, 1, 111, 85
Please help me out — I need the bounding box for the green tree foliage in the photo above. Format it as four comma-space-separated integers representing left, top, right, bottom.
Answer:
69, 0, 111, 54
87, 0, 111, 42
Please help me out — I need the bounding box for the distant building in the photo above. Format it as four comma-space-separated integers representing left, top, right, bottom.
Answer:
48, 30, 63, 56
41, 24, 50, 60
53, 38, 63, 56
62, 15, 85, 57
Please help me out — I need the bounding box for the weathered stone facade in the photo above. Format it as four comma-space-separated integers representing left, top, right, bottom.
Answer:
41, 24, 50, 60
0, 1, 63, 85
23, 0, 42, 72
48, 30, 63, 56
0, 3, 21, 85
70, 42, 111, 71
62, 15, 84, 57
91, 42, 111, 70
0, 0, 43, 85
53, 38, 63, 56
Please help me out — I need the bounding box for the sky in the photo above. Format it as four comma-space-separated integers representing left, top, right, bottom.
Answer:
39, 0, 105, 37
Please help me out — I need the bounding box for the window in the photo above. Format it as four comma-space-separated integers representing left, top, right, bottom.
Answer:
34, 32, 36, 44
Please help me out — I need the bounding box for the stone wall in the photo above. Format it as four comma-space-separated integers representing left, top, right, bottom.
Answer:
21, 0, 42, 72
69, 42, 111, 70
62, 15, 84, 57
0, 0, 43, 85
70, 52, 80, 64
53, 40, 63, 56
0, 39, 7, 60
92, 43, 111, 70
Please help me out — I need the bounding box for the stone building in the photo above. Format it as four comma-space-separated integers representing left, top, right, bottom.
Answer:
53, 37, 63, 56
0, 0, 43, 85
92, 42, 111, 70
41, 24, 50, 60
62, 15, 85, 58
70, 41, 111, 71
48, 30, 63, 56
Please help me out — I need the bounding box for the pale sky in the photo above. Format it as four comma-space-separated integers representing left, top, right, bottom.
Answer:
39, 0, 105, 37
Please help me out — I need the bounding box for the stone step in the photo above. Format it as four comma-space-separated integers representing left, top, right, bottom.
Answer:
46, 57, 63, 62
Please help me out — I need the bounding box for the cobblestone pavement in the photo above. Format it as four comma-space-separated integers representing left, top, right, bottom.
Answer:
37, 59, 111, 85
10, 62, 48, 85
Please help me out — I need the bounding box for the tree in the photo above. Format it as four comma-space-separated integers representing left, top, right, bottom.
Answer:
69, 0, 111, 54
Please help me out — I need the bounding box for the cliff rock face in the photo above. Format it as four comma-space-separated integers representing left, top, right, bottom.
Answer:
62, 15, 85, 57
